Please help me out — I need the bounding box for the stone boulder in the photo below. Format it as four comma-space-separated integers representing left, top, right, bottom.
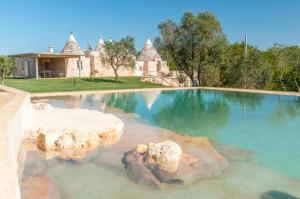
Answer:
21, 176, 60, 199
146, 140, 182, 172
26, 104, 124, 160
122, 139, 228, 189
37, 127, 121, 160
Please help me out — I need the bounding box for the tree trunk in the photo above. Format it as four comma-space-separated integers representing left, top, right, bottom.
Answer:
197, 67, 202, 86
187, 74, 198, 87
113, 68, 119, 82
294, 79, 300, 92
279, 64, 286, 91
0, 73, 4, 85
279, 70, 286, 91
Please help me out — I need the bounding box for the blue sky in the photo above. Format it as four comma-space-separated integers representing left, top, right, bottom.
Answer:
1, 0, 300, 54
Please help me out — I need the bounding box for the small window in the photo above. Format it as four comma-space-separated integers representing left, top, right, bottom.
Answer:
139, 66, 142, 71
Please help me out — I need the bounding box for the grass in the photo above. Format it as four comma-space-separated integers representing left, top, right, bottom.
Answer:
4, 77, 165, 93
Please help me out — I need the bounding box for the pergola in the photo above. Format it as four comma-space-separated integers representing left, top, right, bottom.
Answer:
10, 53, 83, 79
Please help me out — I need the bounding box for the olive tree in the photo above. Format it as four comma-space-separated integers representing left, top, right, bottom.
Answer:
0, 55, 14, 84
104, 36, 136, 82
156, 12, 227, 86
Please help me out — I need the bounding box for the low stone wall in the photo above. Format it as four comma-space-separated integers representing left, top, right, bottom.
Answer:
0, 85, 31, 199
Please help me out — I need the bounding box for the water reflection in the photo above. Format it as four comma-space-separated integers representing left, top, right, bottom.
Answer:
269, 96, 300, 125
222, 92, 264, 118
140, 91, 161, 110
98, 93, 138, 113
153, 90, 230, 140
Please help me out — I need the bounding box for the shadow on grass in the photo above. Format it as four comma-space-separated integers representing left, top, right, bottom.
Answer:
82, 78, 124, 84
5, 77, 31, 80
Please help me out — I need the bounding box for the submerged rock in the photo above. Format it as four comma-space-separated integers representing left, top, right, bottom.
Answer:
122, 139, 228, 189
123, 150, 163, 189
21, 176, 60, 199
215, 144, 256, 163
261, 190, 299, 199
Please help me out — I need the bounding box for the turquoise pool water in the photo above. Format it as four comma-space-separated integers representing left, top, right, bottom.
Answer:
25, 89, 300, 199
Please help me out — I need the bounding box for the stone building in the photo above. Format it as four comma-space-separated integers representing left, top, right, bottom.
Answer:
135, 39, 169, 76
11, 33, 168, 79
12, 32, 90, 79
86, 37, 135, 77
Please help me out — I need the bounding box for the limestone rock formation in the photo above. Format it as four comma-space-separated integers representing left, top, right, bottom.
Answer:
147, 140, 182, 172
26, 104, 124, 160
21, 176, 60, 199
122, 139, 228, 189
36, 127, 122, 160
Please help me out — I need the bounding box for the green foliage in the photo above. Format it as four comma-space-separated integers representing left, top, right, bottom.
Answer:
104, 36, 136, 82
156, 12, 228, 86
0, 55, 14, 84
221, 43, 268, 89
265, 45, 300, 91
156, 12, 300, 92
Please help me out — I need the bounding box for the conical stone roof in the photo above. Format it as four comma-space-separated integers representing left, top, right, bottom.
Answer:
137, 39, 161, 61
95, 37, 106, 55
61, 32, 84, 55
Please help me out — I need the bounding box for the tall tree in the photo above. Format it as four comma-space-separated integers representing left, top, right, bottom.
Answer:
264, 44, 300, 91
156, 12, 227, 86
104, 36, 136, 82
222, 43, 268, 89
0, 55, 14, 85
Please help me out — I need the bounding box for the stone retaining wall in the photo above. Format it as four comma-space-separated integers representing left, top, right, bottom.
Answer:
0, 85, 31, 199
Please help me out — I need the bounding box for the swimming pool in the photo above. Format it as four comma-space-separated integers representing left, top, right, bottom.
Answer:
23, 89, 300, 199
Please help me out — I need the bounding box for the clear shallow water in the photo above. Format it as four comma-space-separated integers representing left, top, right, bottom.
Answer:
24, 89, 300, 199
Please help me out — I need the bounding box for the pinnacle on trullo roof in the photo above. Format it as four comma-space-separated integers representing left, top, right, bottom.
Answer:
95, 36, 106, 55
61, 32, 84, 55
137, 38, 161, 61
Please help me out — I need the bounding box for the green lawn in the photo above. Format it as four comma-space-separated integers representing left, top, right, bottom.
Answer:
4, 77, 165, 93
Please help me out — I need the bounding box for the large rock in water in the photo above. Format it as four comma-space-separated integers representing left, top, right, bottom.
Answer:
122, 139, 228, 189
21, 176, 60, 199
26, 104, 124, 160
147, 140, 182, 172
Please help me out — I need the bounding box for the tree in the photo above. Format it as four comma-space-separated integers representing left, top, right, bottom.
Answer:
222, 43, 268, 89
104, 36, 136, 82
0, 55, 14, 85
156, 12, 227, 86
264, 44, 300, 91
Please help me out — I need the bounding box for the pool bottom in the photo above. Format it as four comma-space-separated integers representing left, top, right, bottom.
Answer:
19, 110, 300, 199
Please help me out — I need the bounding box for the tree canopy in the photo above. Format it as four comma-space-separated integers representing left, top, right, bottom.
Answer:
0, 55, 14, 84
155, 12, 227, 86
156, 11, 300, 92
104, 36, 136, 82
